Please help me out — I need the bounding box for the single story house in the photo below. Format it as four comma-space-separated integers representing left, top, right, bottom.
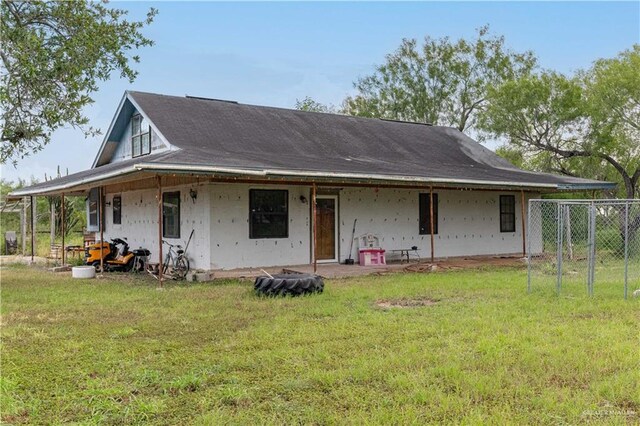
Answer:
11, 91, 614, 272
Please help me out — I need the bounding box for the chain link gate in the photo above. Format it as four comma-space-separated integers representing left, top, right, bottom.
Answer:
527, 199, 640, 298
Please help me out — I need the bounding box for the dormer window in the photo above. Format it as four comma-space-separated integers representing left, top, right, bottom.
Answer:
131, 114, 151, 157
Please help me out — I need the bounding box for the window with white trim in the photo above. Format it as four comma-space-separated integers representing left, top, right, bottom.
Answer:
162, 192, 181, 238
87, 188, 102, 231
88, 189, 99, 228
131, 114, 151, 158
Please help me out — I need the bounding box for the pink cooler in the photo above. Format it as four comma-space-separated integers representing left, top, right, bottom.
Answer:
359, 249, 386, 266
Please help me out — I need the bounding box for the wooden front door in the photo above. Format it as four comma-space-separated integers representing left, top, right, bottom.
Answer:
315, 197, 337, 261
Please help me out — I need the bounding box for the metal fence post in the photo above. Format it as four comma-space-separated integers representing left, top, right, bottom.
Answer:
556, 202, 564, 295
526, 199, 637, 299
527, 199, 532, 293
586, 202, 592, 295
624, 201, 629, 299
588, 202, 597, 296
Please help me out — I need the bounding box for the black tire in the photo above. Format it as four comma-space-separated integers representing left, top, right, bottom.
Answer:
124, 257, 135, 272
254, 273, 324, 297
91, 261, 102, 273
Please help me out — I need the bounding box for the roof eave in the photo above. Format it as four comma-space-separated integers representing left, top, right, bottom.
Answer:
8, 162, 616, 198
133, 163, 589, 191
7, 166, 140, 198
556, 182, 617, 191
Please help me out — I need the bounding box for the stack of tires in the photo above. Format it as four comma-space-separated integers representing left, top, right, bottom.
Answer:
254, 273, 324, 297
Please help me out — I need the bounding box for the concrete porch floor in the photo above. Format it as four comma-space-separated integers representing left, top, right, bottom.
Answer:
211, 255, 526, 280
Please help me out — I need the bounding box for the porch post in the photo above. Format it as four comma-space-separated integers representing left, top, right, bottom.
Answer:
21, 196, 27, 255
157, 176, 163, 287
520, 190, 526, 257
99, 187, 104, 273
30, 196, 35, 262
312, 183, 317, 274
429, 185, 435, 263
61, 193, 65, 266
50, 199, 55, 246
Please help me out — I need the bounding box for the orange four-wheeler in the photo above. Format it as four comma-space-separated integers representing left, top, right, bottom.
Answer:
85, 238, 140, 272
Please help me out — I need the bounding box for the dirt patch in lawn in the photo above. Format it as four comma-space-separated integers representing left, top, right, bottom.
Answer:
404, 256, 525, 273
375, 297, 439, 308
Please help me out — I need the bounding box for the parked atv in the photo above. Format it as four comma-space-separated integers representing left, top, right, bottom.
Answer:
85, 241, 114, 267
85, 238, 143, 272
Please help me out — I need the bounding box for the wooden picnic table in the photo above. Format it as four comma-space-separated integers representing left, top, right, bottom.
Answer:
65, 245, 85, 259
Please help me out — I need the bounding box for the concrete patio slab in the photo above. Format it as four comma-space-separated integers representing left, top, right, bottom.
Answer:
211, 255, 525, 280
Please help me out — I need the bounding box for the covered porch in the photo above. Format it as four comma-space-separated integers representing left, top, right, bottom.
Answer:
8, 162, 536, 285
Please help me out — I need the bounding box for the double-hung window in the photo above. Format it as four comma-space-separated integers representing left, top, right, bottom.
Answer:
163, 192, 181, 238
131, 114, 151, 157
88, 188, 99, 229
499, 195, 516, 232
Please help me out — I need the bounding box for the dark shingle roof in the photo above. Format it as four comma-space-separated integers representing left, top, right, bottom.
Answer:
129, 91, 610, 188
11, 91, 614, 196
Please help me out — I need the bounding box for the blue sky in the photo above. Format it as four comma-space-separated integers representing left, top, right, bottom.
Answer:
3, 1, 639, 182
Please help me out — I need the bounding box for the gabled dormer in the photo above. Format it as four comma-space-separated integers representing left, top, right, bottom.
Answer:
92, 92, 174, 168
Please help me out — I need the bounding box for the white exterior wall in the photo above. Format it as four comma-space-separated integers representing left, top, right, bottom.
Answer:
209, 183, 311, 269
100, 183, 538, 271
103, 183, 211, 270
339, 188, 536, 262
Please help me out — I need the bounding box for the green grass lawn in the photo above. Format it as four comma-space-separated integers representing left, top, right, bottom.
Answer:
1, 264, 638, 424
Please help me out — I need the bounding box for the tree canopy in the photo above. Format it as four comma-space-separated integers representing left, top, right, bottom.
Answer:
294, 96, 336, 114
0, 0, 157, 164
582, 45, 640, 198
480, 46, 640, 199
343, 26, 536, 132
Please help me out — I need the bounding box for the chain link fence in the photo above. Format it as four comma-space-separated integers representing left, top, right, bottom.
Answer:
527, 199, 640, 298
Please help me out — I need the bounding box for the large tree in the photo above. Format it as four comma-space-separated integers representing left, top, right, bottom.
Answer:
582, 45, 640, 199
343, 26, 536, 132
480, 47, 639, 200
0, 0, 157, 163
479, 72, 587, 176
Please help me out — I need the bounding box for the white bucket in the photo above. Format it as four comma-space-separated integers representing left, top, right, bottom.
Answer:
72, 266, 96, 279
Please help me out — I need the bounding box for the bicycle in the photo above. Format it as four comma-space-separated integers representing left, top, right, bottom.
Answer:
162, 240, 190, 280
